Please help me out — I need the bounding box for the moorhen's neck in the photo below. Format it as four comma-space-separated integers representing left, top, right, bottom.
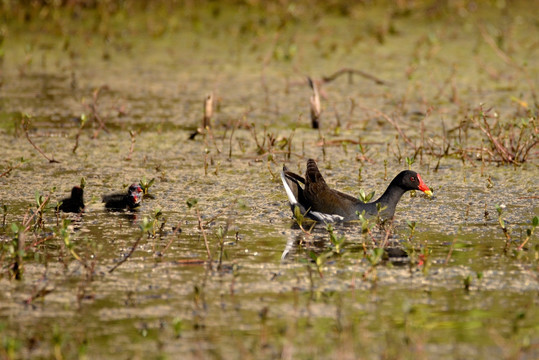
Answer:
372, 178, 409, 218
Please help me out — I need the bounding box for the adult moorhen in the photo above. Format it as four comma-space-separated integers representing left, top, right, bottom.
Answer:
58, 186, 85, 213
102, 183, 143, 211
281, 159, 433, 222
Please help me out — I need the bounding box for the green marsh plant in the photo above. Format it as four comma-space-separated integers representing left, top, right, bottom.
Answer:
1, 204, 7, 228
33, 189, 53, 230
188, 198, 213, 268
307, 250, 328, 278
58, 219, 82, 262
363, 247, 384, 283
6, 223, 25, 280
293, 205, 316, 235
358, 189, 375, 204
326, 224, 346, 256
517, 216, 538, 252
496, 204, 511, 252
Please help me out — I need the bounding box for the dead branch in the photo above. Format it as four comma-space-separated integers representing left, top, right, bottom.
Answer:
22, 117, 59, 163
124, 130, 137, 161
322, 67, 389, 86
308, 77, 321, 129
87, 85, 110, 138
108, 235, 143, 274
0, 160, 26, 178
196, 208, 213, 270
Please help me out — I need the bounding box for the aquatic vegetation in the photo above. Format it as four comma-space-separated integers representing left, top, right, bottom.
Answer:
358, 188, 375, 203
139, 176, 155, 197
517, 216, 538, 251
496, 204, 512, 252
326, 224, 346, 255
6, 223, 24, 280
472, 108, 538, 165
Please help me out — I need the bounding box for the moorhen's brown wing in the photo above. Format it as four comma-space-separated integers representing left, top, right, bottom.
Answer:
303, 159, 363, 219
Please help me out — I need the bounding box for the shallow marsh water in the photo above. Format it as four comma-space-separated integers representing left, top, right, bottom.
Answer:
0, 2, 538, 359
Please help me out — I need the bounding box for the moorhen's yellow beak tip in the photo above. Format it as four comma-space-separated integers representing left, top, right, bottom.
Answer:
424, 190, 433, 198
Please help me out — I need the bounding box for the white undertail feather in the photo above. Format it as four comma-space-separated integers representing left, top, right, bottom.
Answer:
280, 171, 298, 206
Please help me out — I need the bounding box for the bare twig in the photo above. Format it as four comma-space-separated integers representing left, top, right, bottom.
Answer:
89, 85, 110, 138
161, 224, 182, 256
478, 25, 522, 70
24, 285, 55, 305
0, 159, 26, 178
108, 235, 143, 274
22, 117, 59, 163
72, 115, 87, 154
474, 116, 514, 163
444, 237, 458, 265
322, 67, 388, 85
196, 208, 213, 269
22, 194, 51, 232
124, 130, 137, 161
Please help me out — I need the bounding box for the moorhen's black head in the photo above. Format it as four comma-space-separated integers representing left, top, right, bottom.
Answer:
393, 170, 433, 195
127, 183, 143, 208
71, 186, 84, 200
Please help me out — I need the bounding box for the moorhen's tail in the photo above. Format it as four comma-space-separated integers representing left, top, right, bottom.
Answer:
305, 159, 326, 185
281, 166, 307, 213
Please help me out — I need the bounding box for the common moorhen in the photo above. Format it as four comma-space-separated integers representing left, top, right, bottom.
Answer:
281, 159, 433, 222
102, 183, 143, 211
58, 186, 85, 213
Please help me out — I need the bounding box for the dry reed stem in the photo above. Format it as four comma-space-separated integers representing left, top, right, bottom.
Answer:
196, 208, 213, 269
308, 77, 321, 129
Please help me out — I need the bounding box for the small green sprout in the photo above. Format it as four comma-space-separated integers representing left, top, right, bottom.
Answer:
358, 189, 375, 203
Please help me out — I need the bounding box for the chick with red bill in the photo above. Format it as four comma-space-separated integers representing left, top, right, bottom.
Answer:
103, 184, 143, 211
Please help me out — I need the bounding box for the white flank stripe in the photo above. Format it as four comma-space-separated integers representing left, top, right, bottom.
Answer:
310, 211, 344, 223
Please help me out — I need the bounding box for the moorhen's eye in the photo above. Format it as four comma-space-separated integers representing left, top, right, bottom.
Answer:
410, 176, 416, 182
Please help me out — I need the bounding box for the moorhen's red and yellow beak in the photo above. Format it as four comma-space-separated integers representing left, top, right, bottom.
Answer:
417, 174, 433, 197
